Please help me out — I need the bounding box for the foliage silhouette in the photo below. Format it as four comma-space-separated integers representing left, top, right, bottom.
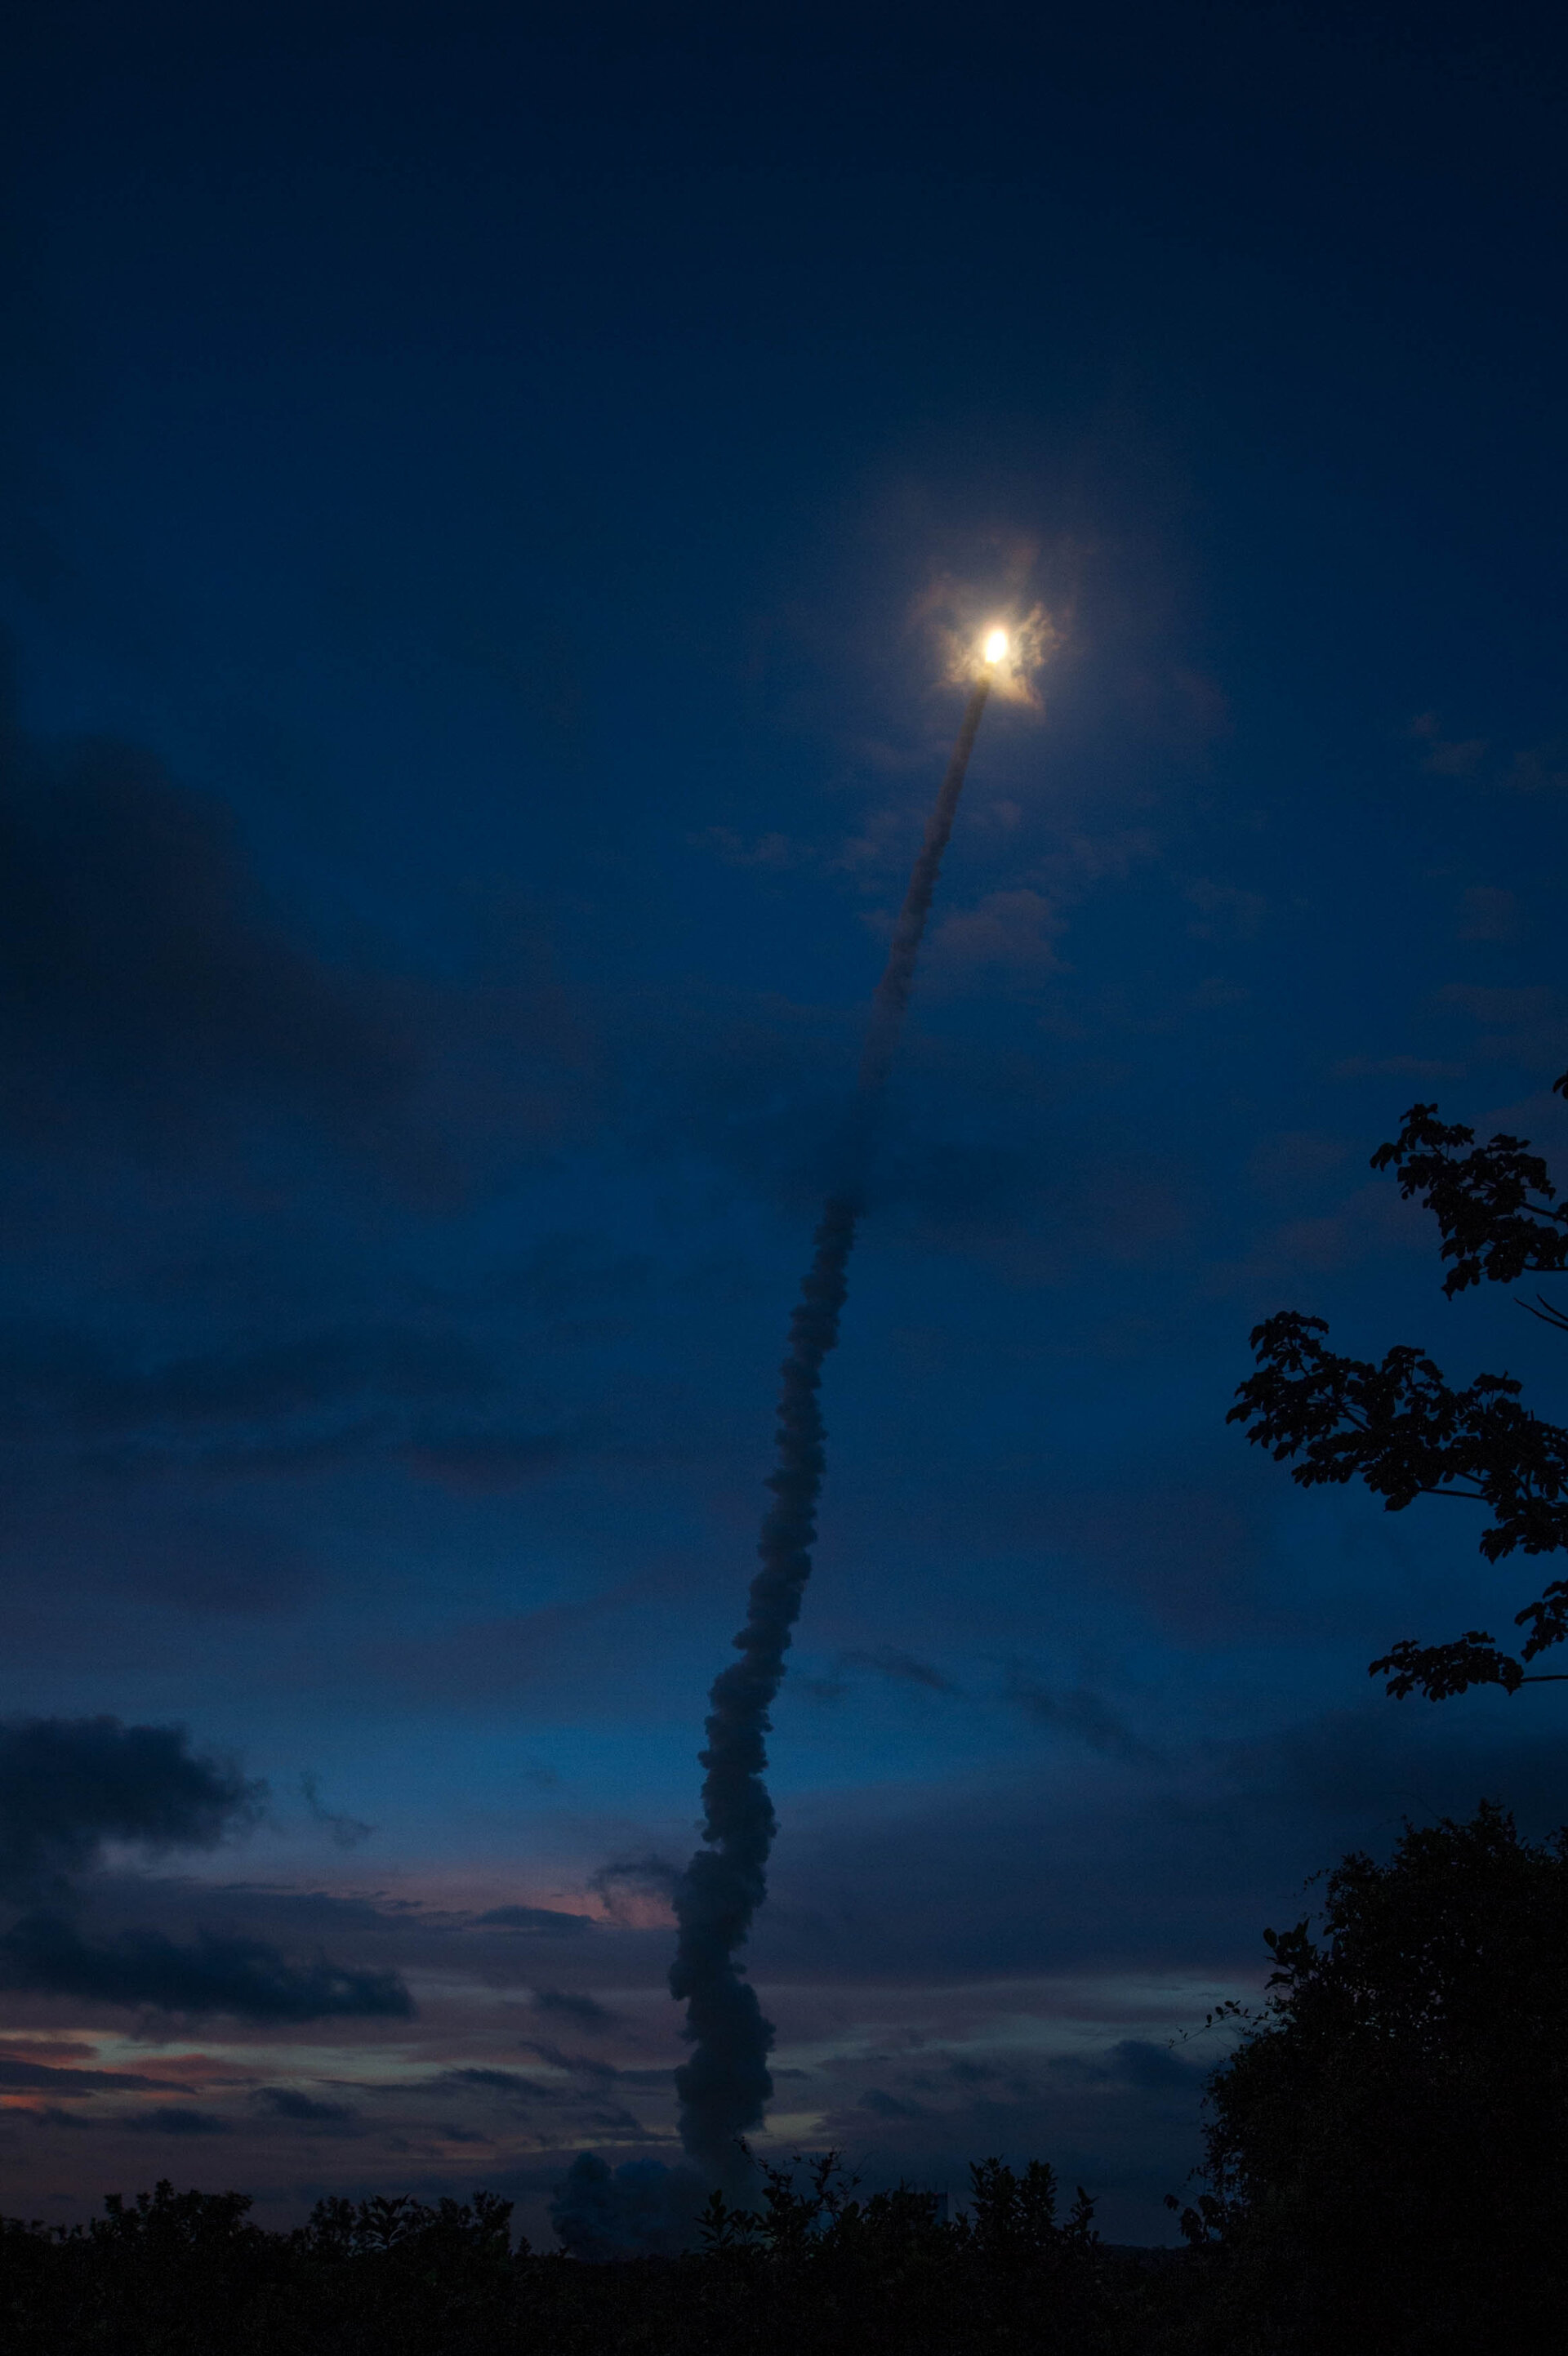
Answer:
0, 2156, 1140, 2355
1186, 1804, 1568, 2355
1230, 1071, 1568, 1696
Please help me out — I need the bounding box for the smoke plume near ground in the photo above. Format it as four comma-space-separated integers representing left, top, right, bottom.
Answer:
668, 675, 995, 2188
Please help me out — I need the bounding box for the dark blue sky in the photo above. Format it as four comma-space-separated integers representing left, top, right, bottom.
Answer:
2, 0, 1566, 2243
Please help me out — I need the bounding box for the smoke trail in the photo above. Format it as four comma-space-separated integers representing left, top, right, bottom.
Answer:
669, 675, 993, 2187
857, 675, 992, 1100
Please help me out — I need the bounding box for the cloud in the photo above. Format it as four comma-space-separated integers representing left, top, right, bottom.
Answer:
1104, 2038, 1203, 2095
1202, 1704, 1568, 1831
0, 694, 599, 1192
0, 1914, 415, 2020
124, 2106, 230, 2136
1003, 1675, 1154, 1762
842, 1647, 960, 1695
751, 1704, 1549, 1989
586, 1856, 680, 1927
1434, 983, 1568, 1071
253, 2086, 361, 2124
442, 2066, 558, 2103
431, 2059, 651, 2137
401, 1428, 580, 1491
514, 2039, 621, 2087
0, 1316, 524, 1586
858, 1069, 1190, 1279
0, 1716, 262, 1902
1505, 741, 1568, 794
1410, 713, 1486, 776
471, 1905, 595, 1935
531, 1987, 617, 2029
635, 991, 1186, 1278
0, 2055, 177, 2091
0, 718, 418, 1159
1034, 827, 1160, 892
859, 2087, 929, 2118
38, 1510, 320, 1620
932, 888, 1066, 976
1407, 718, 1568, 796
0, 1316, 497, 1456
299, 1773, 374, 1851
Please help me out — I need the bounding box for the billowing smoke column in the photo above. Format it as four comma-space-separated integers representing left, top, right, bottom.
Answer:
668, 666, 996, 2187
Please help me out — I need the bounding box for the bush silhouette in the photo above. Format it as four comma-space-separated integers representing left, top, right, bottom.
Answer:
0, 2157, 1125, 2354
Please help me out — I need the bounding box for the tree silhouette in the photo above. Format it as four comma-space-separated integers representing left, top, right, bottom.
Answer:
1192, 1805, 1568, 2354
1229, 1073, 1568, 1699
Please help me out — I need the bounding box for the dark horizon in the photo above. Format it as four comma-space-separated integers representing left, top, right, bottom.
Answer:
2, 0, 1566, 2249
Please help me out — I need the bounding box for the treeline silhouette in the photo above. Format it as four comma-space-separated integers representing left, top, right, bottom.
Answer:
4, 1804, 1566, 2354
0, 2155, 1121, 2356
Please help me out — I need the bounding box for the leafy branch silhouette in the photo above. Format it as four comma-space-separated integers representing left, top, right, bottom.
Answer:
1230, 1072, 1568, 1698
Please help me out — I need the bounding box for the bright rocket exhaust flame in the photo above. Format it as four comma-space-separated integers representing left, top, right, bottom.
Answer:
940, 601, 1054, 706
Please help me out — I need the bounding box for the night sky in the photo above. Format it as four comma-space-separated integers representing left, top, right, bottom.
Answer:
3, 0, 1567, 2247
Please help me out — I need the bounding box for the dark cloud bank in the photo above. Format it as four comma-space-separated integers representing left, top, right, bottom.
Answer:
0, 714, 415, 1160
0, 689, 598, 1196
0, 1713, 262, 1900
0, 1716, 412, 2020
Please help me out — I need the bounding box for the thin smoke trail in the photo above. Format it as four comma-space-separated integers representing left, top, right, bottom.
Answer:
669, 673, 993, 2186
